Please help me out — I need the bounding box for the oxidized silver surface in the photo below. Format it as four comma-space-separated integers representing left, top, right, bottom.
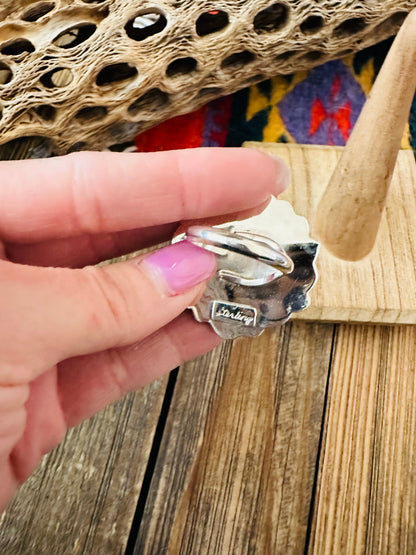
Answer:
176, 198, 319, 340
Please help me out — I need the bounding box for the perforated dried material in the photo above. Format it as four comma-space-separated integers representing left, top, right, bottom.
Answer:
0, 0, 415, 155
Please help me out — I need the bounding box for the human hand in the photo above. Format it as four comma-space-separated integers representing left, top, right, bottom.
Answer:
0, 147, 289, 510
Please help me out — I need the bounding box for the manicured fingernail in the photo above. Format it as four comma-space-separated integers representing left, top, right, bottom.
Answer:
142, 240, 216, 296
270, 155, 291, 191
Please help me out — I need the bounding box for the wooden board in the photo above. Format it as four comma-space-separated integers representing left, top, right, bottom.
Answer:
135, 322, 335, 554
133, 328, 416, 555
0, 381, 168, 555
310, 324, 416, 553
245, 143, 416, 325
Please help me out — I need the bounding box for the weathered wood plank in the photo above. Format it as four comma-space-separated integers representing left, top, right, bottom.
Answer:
309, 325, 416, 554
245, 143, 416, 325
135, 322, 334, 554
0, 380, 167, 555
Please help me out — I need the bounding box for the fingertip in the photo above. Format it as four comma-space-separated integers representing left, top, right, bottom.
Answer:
269, 154, 291, 193
243, 149, 291, 195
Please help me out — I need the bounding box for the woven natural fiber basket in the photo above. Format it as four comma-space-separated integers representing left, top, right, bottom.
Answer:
0, 0, 415, 155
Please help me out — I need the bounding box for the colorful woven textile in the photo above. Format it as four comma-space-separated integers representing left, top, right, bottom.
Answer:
135, 38, 416, 154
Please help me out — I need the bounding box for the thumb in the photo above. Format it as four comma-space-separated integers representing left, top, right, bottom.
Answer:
0, 241, 216, 385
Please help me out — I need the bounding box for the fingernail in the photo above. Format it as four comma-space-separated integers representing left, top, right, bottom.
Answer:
269, 155, 291, 192
142, 240, 216, 296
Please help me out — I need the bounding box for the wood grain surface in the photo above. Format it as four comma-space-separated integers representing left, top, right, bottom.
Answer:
0, 382, 168, 555
136, 322, 335, 554
245, 143, 416, 325
310, 325, 416, 554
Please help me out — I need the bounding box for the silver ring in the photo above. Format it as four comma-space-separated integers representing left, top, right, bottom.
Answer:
186, 225, 294, 275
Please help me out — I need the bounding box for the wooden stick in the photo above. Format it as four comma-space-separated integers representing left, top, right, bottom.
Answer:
314, 9, 416, 261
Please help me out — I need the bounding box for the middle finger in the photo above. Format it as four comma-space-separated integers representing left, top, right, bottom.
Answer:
5, 224, 176, 268
6, 201, 270, 268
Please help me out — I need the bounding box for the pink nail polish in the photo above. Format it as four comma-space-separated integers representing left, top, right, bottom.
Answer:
142, 240, 216, 296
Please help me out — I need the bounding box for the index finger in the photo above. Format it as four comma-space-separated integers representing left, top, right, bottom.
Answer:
0, 148, 288, 243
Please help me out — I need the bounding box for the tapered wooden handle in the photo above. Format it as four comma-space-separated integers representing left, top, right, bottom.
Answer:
314, 9, 416, 261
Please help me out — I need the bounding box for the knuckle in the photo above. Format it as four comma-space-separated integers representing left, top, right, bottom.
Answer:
67, 152, 106, 234
83, 266, 134, 345
173, 152, 196, 218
